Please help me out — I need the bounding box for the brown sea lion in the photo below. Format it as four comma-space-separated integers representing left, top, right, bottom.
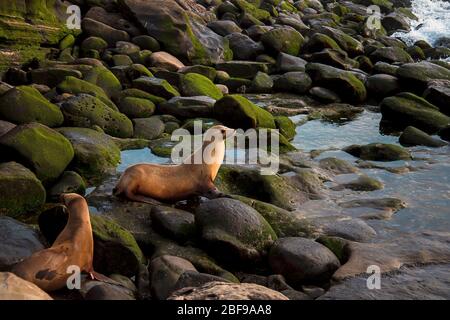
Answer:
12, 193, 95, 292
113, 125, 236, 203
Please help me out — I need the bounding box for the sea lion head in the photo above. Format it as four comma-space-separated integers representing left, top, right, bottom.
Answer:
205, 125, 236, 141
60, 193, 84, 207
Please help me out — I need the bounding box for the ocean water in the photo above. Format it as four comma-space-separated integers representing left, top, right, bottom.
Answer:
392, 0, 450, 50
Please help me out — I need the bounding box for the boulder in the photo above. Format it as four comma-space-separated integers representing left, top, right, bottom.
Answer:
83, 281, 136, 300
318, 26, 364, 57
84, 66, 122, 99
180, 73, 224, 100
81, 18, 130, 46
344, 143, 412, 161
0, 86, 63, 127
118, 97, 156, 119
366, 74, 400, 97
61, 94, 134, 138
179, 65, 217, 81
370, 46, 413, 64
132, 35, 161, 51
149, 52, 185, 72
0, 273, 52, 300
396, 61, 450, 91
250, 72, 274, 93
273, 72, 312, 94
159, 96, 215, 119
214, 95, 276, 129
29, 68, 83, 88
216, 61, 269, 79
0, 123, 74, 183
195, 198, 277, 263
132, 117, 165, 140
423, 80, 450, 116
277, 53, 307, 73
261, 27, 304, 56
207, 20, 242, 36
48, 171, 87, 200
133, 77, 180, 99
306, 63, 367, 103
150, 206, 196, 243
0, 120, 15, 138
225, 33, 264, 60
269, 238, 340, 285
399, 126, 447, 148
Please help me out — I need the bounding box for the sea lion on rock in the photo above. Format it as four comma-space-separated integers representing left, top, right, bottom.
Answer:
12, 194, 95, 292
113, 125, 236, 203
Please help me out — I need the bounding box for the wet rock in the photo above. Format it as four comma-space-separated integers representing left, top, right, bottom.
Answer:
339, 198, 406, 214
274, 116, 296, 140
61, 94, 134, 138
132, 35, 160, 52
0, 217, 45, 270
48, 171, 87, 200
382, 12, 410, 34
0, 123, 74, 183
303, 33, 341, 53
370, 46, 413, 64
0, 120, 15, 138
0, 86, 63, 127
423, 80, 450, 116
150, 255, 197, 300
84, 66, 122, 99
440, 125, 450, 142
216, 61, 269, 79
277, 53, 307, 73
226, 33, 265, 60
0, 273, 52, 300
208, 20, 242, 36
82, 18, 130, 46
133, 77, 180, 99
180, 73, 224, 100
399, 126, 447, 148
250, 72, 274, 93
317, 26, 364, 57
132, 117, 165, 140
57, 127, 121, 182
151, 206, 196, 243
306, 63, 367, 103
307, 216, 377, 242
179, 65, 217, 81
195, 198, 277, 264
214, 94, 275, 129
169, 282, 289, 300
118, 97, 155, 119
30, 68, 83, 88
149, 52, 185, 72
261, 27, 304, 56
344, 143, 412, 161
319, 158, 359, 175
366, 74, 400, 98
273, 72, 312, 95
309, 87, 341, 103
269, 237, 340, 285
83, 281, 136, 300
159, 96, 215, 119
335, 175, 384, 192
380, 92, 450, 134
396, 61, 450, 91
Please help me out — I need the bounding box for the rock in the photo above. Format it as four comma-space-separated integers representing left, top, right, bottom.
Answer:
277, 53, 307, 73
84, 281, 136, 300
169, 282, 289, 300
48, 171, 87, 200
30, 68, 83, 88
250, 72, 273, 93
132, 35, 160, 51
319, 158, 359, 175
133, 77, 180, 99
207, 20, 242, 36
115, 88, 166, 106
82, 18, 130, 46
423, 80, 450, 116
0, 120, 15, 138
0, 86, 63, 127
0, 123, 74, 183
225, 33, 264, 60
81, 37, 108, 53
269, 238, 340, 285
306, 63, 367, 103
336, 174, 384, 192
149, 52, 185, 72
380, 92, 450, 133
0, 273, 52, 300
84, 66, 122, 99
216, 61, 269, 79
179, 65, 217, 81
309, 87, 341, 103
213, 95, 276, 129
150, 255, 197, 300
440, 126, 450, 142
57, 127, 121, 182
370, 46, 413, 64
0, 217, 45, 270
150, 206, 196, 243
344, 143, 411, 161
173, 271, 231, 292
118, 97, 156, 118
318, 26, 364, 57
61, 94, 134, 138
309, 48, 357, 70
261, 27, 304, 56
195, 198, 277, 264
366, 74, 400, 98
382, 12, 410, 34
274, 116, 296, 141
373, 61, 399, 76
309, 216, 377, 242
339, 197, 407, 220
113, 55, 133, 66
120, 0, 232, 65
159, 96, 215, 119
273, 72, 312, 94
85, 5, 141, 36
132, 117, 165, 140
396, 61, 450, 91
399, 126, 447, 148
180, 73, 224, 100
303, 33, 341, 53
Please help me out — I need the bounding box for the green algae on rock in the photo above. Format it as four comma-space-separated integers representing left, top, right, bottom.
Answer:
180, 73, 224, 100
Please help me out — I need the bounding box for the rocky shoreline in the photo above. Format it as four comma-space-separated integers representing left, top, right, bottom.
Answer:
1, 0, 450, 300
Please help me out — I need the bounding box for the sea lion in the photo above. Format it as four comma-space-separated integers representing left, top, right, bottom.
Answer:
113, 125, 236, 203
12, 193, 95, 292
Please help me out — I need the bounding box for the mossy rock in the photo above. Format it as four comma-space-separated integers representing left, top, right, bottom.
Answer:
57, 127, 121, 183
118, 97, 156, 118
180, 73, 224, 100
84, 66, 122, 98
214, 95, 276, 129
396, 61, 450, 92
261, 27, 304, 56
59, 34, 75, 50
30, 68, 83, 88
344, 143, 412, 161
81, 37, 108, 53
274, 116, 296, 140
61, 94, 134, 138
303, 33, 341, 53
380, 92, 450, 133
179, 65, 217, 81
91, 215, 146, 277
0, 123, 74, 184
0, 162, 46, 218
319, 26, 364, 57
232, 0, 272, 21
133, 77, 180, 99
316, 236, 348, 263
48, 171, 87, 200
57, 76, 118, 111
0, 86, 63, 127
115, 89, 166, 106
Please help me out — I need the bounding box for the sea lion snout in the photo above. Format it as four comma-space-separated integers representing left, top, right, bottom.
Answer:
208, 125, 236, 140
60, 193, 84, 207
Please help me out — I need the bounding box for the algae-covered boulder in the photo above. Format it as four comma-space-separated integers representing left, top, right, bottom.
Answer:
261, 27, 304, 56
84, 66, 122, 98
370, 46, 413, 64
118, 97, 156, 119
344, 143, 412, 161
306, 63, 367, 103
380, 92, 450, 133
0, 123, 74, 183
180, 73, 224, 100
91, 215, 146, 277
318, 26, 364, 57
0, 86, 63, 127
399, 126, 447, 148
133, 77, 180, 99
48, 171, 87, 200
195, 198, 277, 264
119, 0, 232, 65
30, 68, 83, 88
216, 61, 269, 80
214, 95, 276, 129
57, 127, 121, 182
396, 61, 450, 91
61, 94, 134, 138
0, 162, 46, 218
274, 116, 296, 141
